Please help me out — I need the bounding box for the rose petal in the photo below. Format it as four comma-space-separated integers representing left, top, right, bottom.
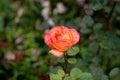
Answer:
70, 29, 80, 45
49, 26, 69, 34
49, 49, 64, 57
52, 41, 70, 51
44, 34, 54, 49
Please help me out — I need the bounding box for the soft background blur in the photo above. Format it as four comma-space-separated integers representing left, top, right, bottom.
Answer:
0, 0, 120, 80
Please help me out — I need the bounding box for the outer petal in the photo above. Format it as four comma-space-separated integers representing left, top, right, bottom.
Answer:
69, 29, 80, 45
48, 26, 68, 34
49, 49, 64, 57
44, 34, 54, 49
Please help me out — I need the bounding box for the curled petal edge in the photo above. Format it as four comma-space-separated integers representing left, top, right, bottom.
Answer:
49, 49, 64, 57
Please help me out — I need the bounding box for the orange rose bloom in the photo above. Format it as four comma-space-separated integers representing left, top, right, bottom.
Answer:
44, 26, 80, 57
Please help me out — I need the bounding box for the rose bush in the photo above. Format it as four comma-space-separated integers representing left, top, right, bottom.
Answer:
44, 26, 80, 57
1, 1, 120, 80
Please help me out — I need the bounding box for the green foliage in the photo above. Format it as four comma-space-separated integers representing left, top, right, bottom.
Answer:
70, 68, 82, 79
79, 72, 94, 80
50, 73, 62, 80
50, 68, 93, 80
81, 15, 94, 27
64, 76, 74, 80
0, 0, 120, 80
68, 58, 77, 64
89, 42, 99, 53
109, 67, 120, 78
90, 4, 103, 11
57, 69, 65, 77
67, 46, 80, 56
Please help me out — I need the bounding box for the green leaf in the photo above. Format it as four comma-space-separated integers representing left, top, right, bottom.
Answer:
50, 66, 62, 74
93, 23, 103, 31
70, 68, 82, 79
50, 73, 62, 80
109, 67, 120, 78
89, 35, 96, 41
101, 75, 109, 80
79, 72, 94, 80
57, 69, 65, 77
64, 76, 74, 80
82, 15, 94, 26
9, 3, 20, 10
100, 41, 113, 50
68, 58, 77, 64
80, 47, 89, 54
89, 42, 99, 53
90, 66, 104, 80
67, 46, 80, 56
90, 4, 103, 11
57, 57, 64, 63
80, 28, 92, 34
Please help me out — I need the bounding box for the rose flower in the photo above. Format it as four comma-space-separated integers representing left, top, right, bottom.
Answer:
44, 26, 80, 57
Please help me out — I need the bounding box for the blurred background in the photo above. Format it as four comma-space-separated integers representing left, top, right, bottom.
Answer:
0, 0, 120, 80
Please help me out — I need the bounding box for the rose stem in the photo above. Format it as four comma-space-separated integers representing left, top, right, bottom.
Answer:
63, 53, 68, 73
107, 1, 117, 30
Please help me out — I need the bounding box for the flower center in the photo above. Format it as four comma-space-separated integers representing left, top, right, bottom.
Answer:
55, 33, 62, 40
